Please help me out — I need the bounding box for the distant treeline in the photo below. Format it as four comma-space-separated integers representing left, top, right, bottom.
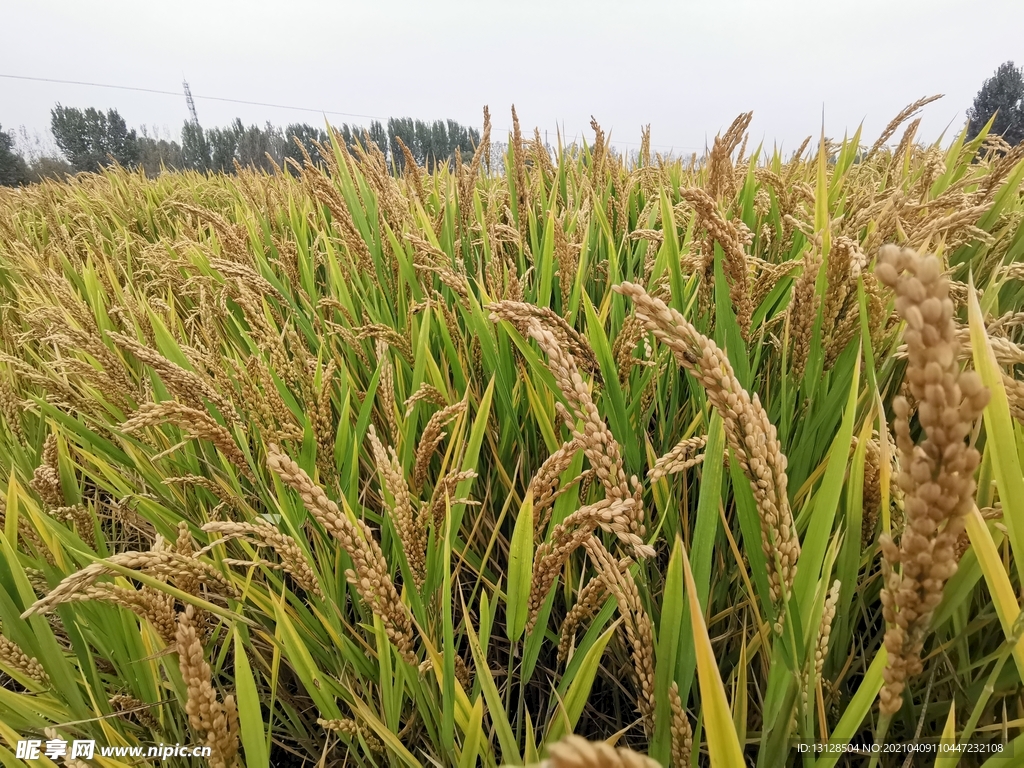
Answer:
0, 105, 482, 185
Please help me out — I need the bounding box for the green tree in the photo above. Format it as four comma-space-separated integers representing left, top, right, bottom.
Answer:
428, 120, 449, 171
104, 110, 138, 167
449, 119, 480, 156
335, 124, 355, 152
368, 121, 389, 162
414, 119, 432, 166
967, 61, 1024, 146
181, 122, 211, 173
236, 121, 283, 172
388, 117, 416, 173
50, 105, 139, 172
29, 156, 74, 182
384, 116, 479, 173
284, 123, 329, 169
0, 124, 29, 186
137, 127, 184, 177
206, 120, 243, 174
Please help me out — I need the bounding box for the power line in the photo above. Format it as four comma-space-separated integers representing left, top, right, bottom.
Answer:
0, 72, 703, 151
0, 73, 389, 121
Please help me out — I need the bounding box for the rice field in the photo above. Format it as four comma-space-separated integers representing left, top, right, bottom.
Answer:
1, 101, 1024, 767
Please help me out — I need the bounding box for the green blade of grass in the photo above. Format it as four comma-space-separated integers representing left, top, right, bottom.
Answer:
465, 597, 521, 765
651, 537, 686, 764
506, 492, 533, 643
815, 648, 887, 768
682, 540, 746, 767
968, 275, 1024, 586
233, 628, 270, 768
543, 619, 619, 748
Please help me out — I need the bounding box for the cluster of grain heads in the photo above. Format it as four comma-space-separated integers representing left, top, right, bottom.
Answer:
822, 237, 883, 368
107, 330, 240, 425
175, 605, 240, 768
200, 519, 323, 598
787, 245, 821, 382
3, 99, 1024, 763
265, 443, 417, 663
50, 504, 97, 549
0, 373, 26, 443
108, 693, 161, 731
20, 528, 232, 646
1005, 373, 1024, 424
557, 567, 614, 663
615, 282, 799, 611
528, 436, 586, 540
497, 309, 644, 547
490, 301, 653, 645
367, 423, 425, 586
0, 631, 49, 686
312, 358, 337, 483
428, 467, 479, 533
412, 400, 465, 493
375, 339, 400, 442
874, 245, 990, 715
861, 436, 883, 548
29, 434, 99, 547
121, 401, 253, 480
584, 537, 657, 734
318, 717, 384, 754
680, 187, 754, 338
648, 434, 707, 482
30, 433, 63, 507
816, 580, 840, 677
527, 496, 642, 631
667, 682, 693, 768
22, 549, 235, 620
532, 735, 660, 768
488, 294, 675, 738
795, 579, 841, 730
56, 583, 178, 643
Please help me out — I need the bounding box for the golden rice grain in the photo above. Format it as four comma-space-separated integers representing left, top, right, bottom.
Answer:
544, 734, 660, 768
616, 282, 798, 607
266, 444, 416, 662
176, 605, 240, 768
874, 245, 989, 715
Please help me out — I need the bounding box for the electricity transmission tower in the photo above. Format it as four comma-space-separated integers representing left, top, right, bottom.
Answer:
183, 80, 199, 124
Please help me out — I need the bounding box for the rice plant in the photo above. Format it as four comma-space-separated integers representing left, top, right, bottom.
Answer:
1, 100, 1024, 767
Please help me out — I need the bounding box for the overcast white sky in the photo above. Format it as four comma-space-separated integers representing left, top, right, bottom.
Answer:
2, 0, 1021, 157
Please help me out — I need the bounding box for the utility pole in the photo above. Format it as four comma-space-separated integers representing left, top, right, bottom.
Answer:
183, 80, 199, 124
